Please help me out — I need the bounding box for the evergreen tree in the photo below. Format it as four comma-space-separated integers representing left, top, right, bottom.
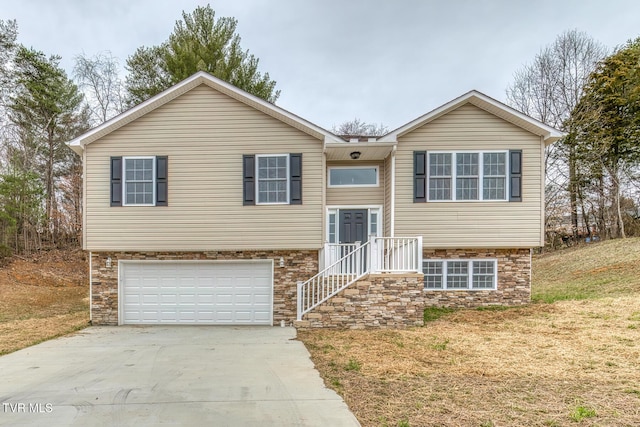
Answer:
125, 4, 279, 106
570, 38, 640, 238
8, 46, 86, 241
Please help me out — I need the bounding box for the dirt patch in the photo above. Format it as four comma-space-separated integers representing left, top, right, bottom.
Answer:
0, 250, 89, 355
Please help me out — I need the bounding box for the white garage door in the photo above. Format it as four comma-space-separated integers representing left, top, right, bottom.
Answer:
120, 261, 273, 325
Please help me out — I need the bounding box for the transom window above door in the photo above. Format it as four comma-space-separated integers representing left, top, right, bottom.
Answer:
328, 166, 378, 187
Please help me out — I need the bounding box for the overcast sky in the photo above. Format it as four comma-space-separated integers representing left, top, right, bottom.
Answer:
2, 0, 639, 130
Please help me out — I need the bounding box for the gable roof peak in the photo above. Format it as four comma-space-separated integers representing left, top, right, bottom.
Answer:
66, 71, 342, 154
379, 89, 563, 145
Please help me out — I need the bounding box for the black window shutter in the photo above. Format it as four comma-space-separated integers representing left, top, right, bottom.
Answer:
243, 155, 255, 205
110, 156, 122, 207
509, 150, 522, 202
290, 153, 302, 205
156, 156, 168, 206
414, 151, 427, 202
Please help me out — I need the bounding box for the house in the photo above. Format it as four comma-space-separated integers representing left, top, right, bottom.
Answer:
67, 71, 562, 328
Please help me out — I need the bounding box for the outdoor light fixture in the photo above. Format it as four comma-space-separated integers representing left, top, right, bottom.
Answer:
350, 151, 361, 160
106, 257, 112, 268
279, 257, 285, 267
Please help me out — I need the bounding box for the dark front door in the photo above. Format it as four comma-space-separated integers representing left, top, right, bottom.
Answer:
339, 209, 368, 244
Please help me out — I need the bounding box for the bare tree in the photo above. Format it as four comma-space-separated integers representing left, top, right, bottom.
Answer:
332, 118, 388, 137
506, 29, 607, 242
74, 51, 125, 124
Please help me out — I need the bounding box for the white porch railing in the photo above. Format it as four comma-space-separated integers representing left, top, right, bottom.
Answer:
322, 243, 359, 273
370, 236, 422, 273
297, 236, 422, 320
297, 240, 370, 320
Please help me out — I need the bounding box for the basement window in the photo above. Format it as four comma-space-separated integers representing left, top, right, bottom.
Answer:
423, 259, 497, 290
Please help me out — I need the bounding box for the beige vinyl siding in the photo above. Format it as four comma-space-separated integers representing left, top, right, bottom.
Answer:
394, 103, 544, 248
84, 84, 323, 251
326, 161, 385, 206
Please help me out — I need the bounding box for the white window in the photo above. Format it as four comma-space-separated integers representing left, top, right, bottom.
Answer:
456, 153, 479, 200
328, 212, 337, 243
370, 211, 378, 235
482, 153, 507, 200
423, 259, 497, 290
256, 154, 289, 204
123, 157, 155, 206
428, 152, 507, 201
328, 167, 378, 187
428, 153, 451, 200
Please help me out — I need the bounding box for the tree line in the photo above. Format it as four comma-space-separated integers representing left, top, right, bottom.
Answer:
506, 30, 640, 246
1, 5, 638, 257
0, 5, 278, 255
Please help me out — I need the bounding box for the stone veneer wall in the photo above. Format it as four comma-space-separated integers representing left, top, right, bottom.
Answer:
295, 274, 425, 329
422, 248, 531, 308
296, 248, 531, 329
90, 251, 318, 326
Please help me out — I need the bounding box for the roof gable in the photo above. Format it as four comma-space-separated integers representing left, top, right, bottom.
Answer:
378, 90, 563, 145
67, 71, 342, 154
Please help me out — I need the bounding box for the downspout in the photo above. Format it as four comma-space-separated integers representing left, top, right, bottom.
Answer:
321, 140, 328, 269
540, 136, 545, 247
390, 145, 397, 237
82, 146, 87, 249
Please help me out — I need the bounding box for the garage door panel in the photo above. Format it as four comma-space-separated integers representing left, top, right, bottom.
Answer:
254, 294, 271, 304
121, 261, 273, 325
253, 312, 271, 321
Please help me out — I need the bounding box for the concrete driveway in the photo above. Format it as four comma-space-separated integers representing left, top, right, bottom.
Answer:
0, 326, 360, 426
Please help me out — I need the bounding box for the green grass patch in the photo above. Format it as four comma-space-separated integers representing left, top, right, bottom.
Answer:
570, 405, 597, 422
430, 338, 449, 351
345, 358, 362, 372
423, 307, 455, 323
533, 237, 640, 303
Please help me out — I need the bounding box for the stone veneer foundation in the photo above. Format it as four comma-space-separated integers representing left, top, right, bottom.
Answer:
90, 248, 531, 328
90, 251, 318, 326
294, 273, 425, 329
296, 248, 531, 328
422, 248, 531, 308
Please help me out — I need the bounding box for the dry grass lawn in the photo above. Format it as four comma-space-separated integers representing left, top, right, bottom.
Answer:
1, 241, 639, 425
299, 238, 640, 427
0, 250, 89, 355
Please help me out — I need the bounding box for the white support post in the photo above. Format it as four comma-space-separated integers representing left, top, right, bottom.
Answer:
416, 236, 423, 273
296, 280, 303, 320
320, 242, 327, 271
369, 234, 379, 273
354, 241, 361, 276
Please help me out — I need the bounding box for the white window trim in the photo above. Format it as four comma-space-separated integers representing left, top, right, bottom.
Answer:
325, 206, 383, 243
423, 259, 498, 291
327, 166, 379, 188
255, 153, 290, 205
122, 156, 156, 207
427, 150, 508, 202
